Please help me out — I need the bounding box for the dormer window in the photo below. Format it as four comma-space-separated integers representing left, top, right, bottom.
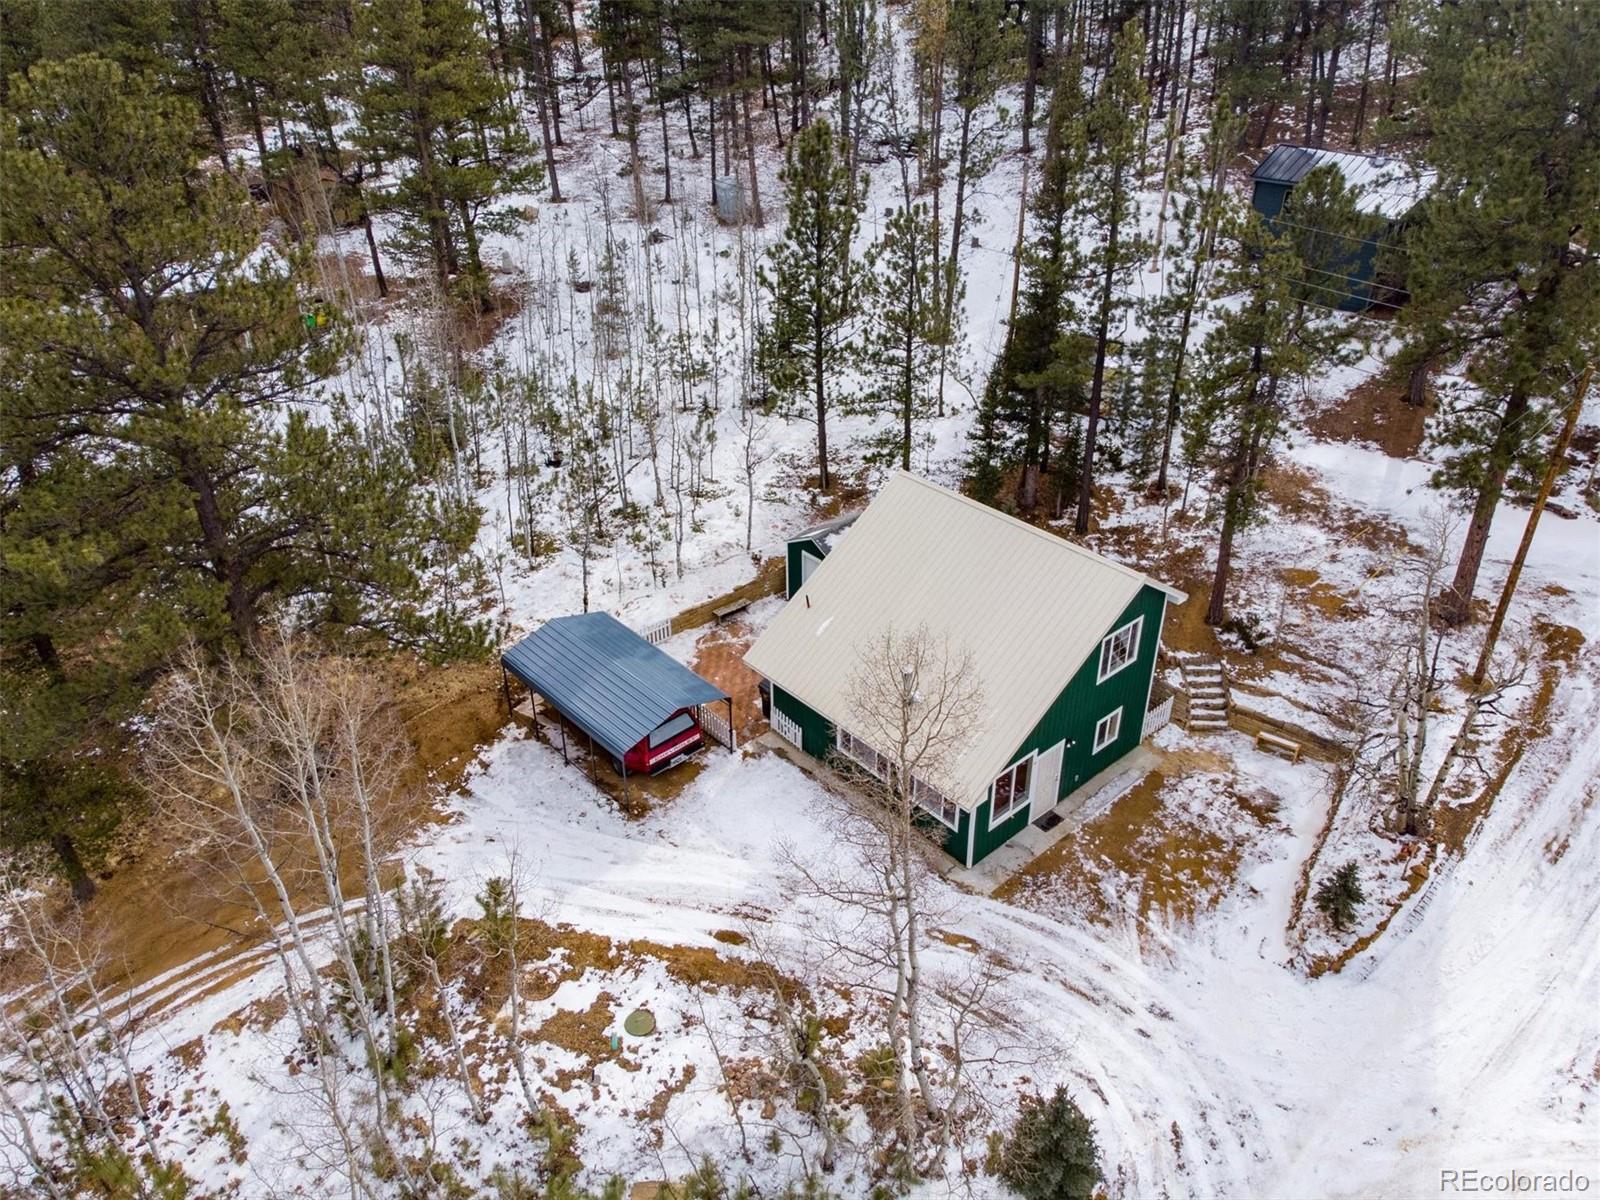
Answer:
1097, 617, 1143, 683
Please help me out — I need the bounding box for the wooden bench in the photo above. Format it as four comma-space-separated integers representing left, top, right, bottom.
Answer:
712, 597, 751, 623
1255, 729, 1302, 763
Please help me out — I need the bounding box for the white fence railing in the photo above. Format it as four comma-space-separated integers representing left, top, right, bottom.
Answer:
638, 617, 673, 646
771, 707, 802, 748
698, 704, 736, 751
1143, 695, 1175, 739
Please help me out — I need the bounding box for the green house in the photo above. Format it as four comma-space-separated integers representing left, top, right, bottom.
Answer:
745, 472, 1186, 869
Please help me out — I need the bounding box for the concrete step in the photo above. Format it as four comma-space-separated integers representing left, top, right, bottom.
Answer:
1191, 700, 1228, 711
1188, 720, 1230, 731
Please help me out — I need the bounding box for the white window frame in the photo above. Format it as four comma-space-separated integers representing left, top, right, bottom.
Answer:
798, 549, 822, 587
988, 752, 1036, 830
911, 775, 961, 831
839, 727, 960, 831
1097, 616, 1143, 683
1093, 707, 1124, 754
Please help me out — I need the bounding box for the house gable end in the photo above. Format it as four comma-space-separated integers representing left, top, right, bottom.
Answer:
967, 584, 1170, 865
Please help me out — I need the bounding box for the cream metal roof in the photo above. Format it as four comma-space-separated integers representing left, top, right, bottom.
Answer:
744, 473, 1185, 808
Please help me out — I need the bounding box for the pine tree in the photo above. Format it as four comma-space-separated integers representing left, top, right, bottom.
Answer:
1314, 861, 1365, 932
999, 55, 1090, 512
0, 56, 484, 891
1141, 106, 1239, 495
1073, 16, 1151, 533
1396, 0, 1600, 625
355, 0, 540, 306
860, 202, 947, 470
1000, 1087, 1103, 1200
757, 117, 863, 493
1183, 207, 1347, 627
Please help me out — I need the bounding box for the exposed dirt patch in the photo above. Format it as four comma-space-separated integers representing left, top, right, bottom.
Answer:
1306, 370, 1433, 459
998, 746, 1278, 928
636, 1063, 697, 1130
535, 991, 620, 1062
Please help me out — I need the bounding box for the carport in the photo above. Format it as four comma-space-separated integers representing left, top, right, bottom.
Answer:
500, 612, 733, 804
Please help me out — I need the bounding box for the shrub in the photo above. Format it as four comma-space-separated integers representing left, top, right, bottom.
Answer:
999, 1087, 1102, 1200
1314, 861, 1366, 932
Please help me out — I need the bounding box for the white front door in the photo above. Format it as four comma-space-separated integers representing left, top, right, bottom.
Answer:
1031, 740, 1064, 823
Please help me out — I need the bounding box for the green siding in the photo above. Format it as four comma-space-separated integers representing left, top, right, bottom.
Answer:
968, 584, 1169, 866
785, 538, 827, 599
1252, 177, 1385, 312
970, 794, 1030, 865
769, 683, 970, 862
771, 684, 833, 760
1250, 179, 1292, 219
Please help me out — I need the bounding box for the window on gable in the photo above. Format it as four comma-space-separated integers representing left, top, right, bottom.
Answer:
1097, 616, 1143, 683
990, 755, 1033, 827
1093, 707, 1124, 754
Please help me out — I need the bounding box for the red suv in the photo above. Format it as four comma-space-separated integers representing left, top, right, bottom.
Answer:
623, 709, 706, 774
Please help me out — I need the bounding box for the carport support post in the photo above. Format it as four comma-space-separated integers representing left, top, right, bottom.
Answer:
727, 697, 736, 753
586, 731, 597, 782
558, 718, 568, 765
499, 664, 513, 716
621, 760, 630, 808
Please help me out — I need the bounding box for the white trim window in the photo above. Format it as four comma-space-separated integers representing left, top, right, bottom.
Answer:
1097, 616, 1143, 683
836, 727, 888, 779
911, 776, 961, 830
1093, 707, 1124, 754
989, 754, 1034, 828
799, 549, 823, 587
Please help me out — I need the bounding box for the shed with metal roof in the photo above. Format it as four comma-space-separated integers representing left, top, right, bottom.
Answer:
745, 472, 1186, 868
501, 613, 731, 788
1249, 144, 1435, 311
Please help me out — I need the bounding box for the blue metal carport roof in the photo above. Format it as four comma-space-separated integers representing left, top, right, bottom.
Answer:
500, 612, 728, 761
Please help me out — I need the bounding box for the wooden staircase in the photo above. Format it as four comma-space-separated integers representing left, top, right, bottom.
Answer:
1178, 654, 1231, 732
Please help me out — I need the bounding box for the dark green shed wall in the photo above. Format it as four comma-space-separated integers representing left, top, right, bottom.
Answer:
785, 539, 827, 599
1250, 179, 1384, 313
772, 684, 833, 759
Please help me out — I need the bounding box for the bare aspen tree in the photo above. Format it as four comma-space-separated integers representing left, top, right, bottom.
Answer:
786, 625, 983, 1167
0, 879, 243, 1196
1352, 510, 1458, 836
145, 645, 411, 1196
738, 403, 775, 552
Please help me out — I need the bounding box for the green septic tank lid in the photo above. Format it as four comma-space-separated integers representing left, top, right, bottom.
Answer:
623, 1009, 656, 1037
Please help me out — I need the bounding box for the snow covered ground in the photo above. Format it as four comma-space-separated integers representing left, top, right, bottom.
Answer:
7, 14, 1598, 1198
